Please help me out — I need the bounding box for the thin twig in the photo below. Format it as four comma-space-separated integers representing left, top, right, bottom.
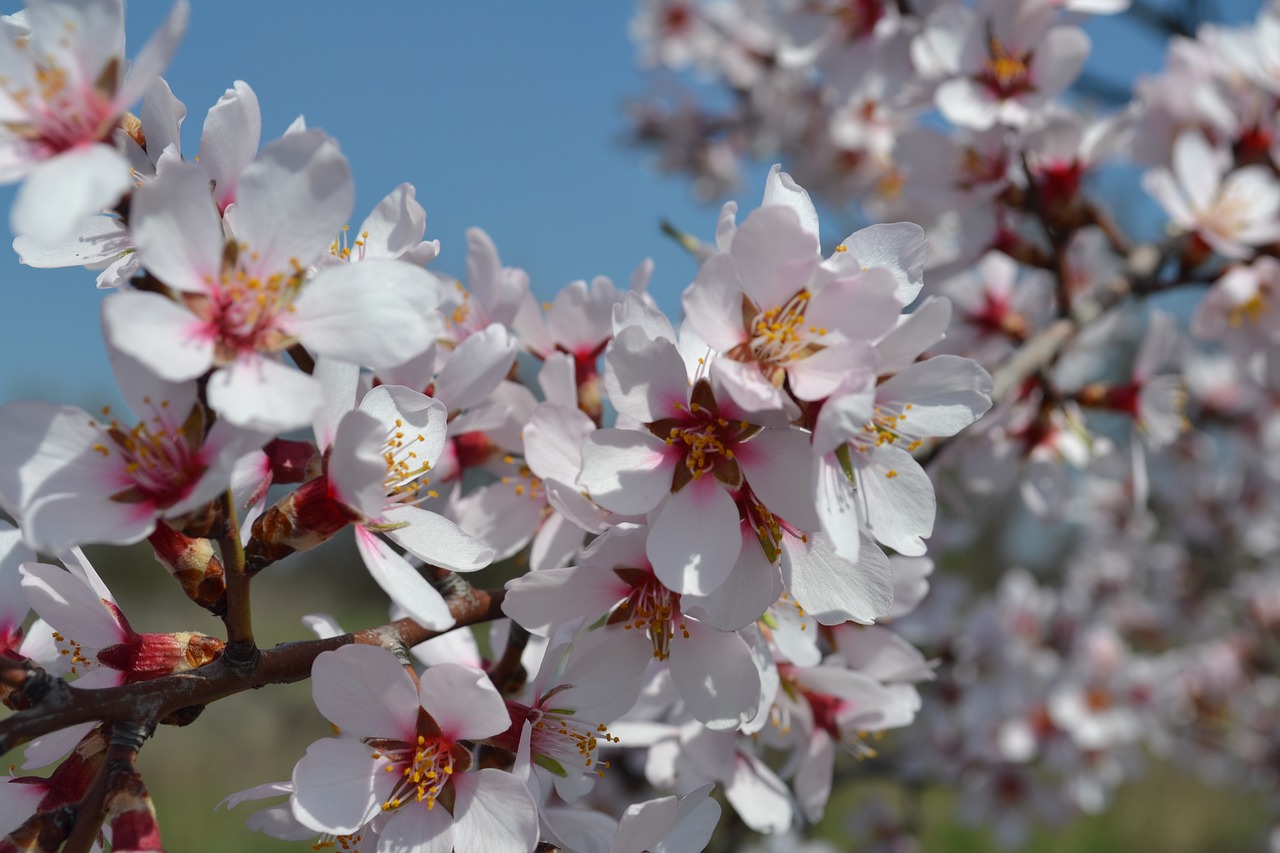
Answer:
218, 489, 258, 673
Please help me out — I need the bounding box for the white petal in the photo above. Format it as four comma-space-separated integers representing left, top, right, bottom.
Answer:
604, 327, 691, 423
578, 430, 674, 515
761, 164, 820, 242
14, 213, 130, 268
0, 777, 45, 837
814, 455, 862, 564
452, 769, 538, 853
11, 145, 131, 243
736, 426, 821, 532
206, 356, 321, 432
433, 324, 517, 410
417, 664, 510, 741
502, 566, 625, 636
289, 260, 442, 370
382, 505, 494, 573
783, 532, 893, 626
860, 448, 934, 556
647, 478, 741, 596
525, 404, 593, 484
683, 537, 783, 631
130, 160, 224, 293
20, 561, 125, 650
670, 620, 760, 730
234, 130, 353, 271
378, 801, 454, 853
329, 409, 392, 519
312, 643, 420, 740
724, 752, 792, 833
102, 291, 214, 381
290, 738, 386, 835
354, 527, 455, 631
199, 80, 261, 203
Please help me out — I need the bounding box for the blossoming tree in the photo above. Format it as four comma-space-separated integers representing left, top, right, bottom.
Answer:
0, 0, 1277, 851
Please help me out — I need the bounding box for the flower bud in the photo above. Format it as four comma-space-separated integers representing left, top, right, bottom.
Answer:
97, 632, 224, 682
244, 475, 361, 573
147, 523, 226, 612
104, 768, 162, 852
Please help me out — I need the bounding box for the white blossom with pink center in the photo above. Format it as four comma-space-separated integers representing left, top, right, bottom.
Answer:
289, 645, 538, 853
102, 129, 443, 432
0, 0, 188, 241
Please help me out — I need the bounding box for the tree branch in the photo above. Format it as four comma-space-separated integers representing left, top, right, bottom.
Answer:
0, 587, 507, 755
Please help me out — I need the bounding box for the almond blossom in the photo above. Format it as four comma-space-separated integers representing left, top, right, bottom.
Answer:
289, 645, 538, 853
102, 130, 442, 432
0, 0, 188, 241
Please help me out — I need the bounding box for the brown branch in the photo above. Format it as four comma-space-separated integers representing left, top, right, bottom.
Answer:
0, 587, 507, 755
218, 490, 257, 673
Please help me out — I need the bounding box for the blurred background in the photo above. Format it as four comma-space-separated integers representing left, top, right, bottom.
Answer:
0, 1, 1273, 850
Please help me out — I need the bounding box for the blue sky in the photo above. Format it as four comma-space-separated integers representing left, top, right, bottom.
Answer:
0, 0, 1262, 406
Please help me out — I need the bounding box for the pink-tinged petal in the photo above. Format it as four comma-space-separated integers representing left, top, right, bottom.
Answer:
111, 0, 189, 109
378, 801, 455, 853
683, 254, 749, 353
710, 358, 787, 414
0, 402, 116, 517
417, 664, 510, 741
22, 721, 98, 771
354, 527, 455, 631
807, 267, 902, 341
14, 213, 131, 268
452, 768, 539, 853
814, 455, 861, 564
1029, 26, 1090, 97
578, 430, 674, 515
19, 562, 125, 650
130, 160, 224, 294
465, 228, 510, 319
736, 427, 822, 532
547, 276, 624, 354
611, 795, 678, 853
23, 490, 155, 552
683, 536, 783, 631
104, 338, 198, 432
290, 738, 386, 835
382, 505, 493, 572
544, 480, 611, 535
433, 324, 517, 410
874, 296, 952, 373
877, 355, 993, 437
670, 620, 760, 730
794, 731, 834, 823
731, 206, 820, 310
648, 478, 741, 596
199, 81, 260, 204
288, 260, 442, 370
525, 404, 593, 485
761, 164, 820, 242
860, 448, 934, 555
206, 356, 320, 432
360, 183, 432, 262
604, 327, 690, 424
11, 144, 132, 242
0, 777, 45, 837
503, 565, 626, 636
327, 410, 388, 519
102, 290, 214, 381
724, 752, 792, 833
789, 343, 875, 402
235, 131, 353, 271
784, 531, 892, 626
840, 222, 929, 306
312, 644, 420, 740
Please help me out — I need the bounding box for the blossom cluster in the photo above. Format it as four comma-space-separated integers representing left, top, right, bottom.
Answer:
630, 0, 1280, 847
0, 1, 1002, 851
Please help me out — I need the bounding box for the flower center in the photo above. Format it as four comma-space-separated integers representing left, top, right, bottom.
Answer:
1228, 292, 1267, 327
527, 707, 619, 777
380, 734, 455, 811
193, 246, 307, 363
746, 290, 822, 370
981, 37, 1031, 98
50, 629, 97, 676
648, 379, 761, 491
611, 568, 688, 660
382, 418, 437, 506
92, 401, 205, 509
